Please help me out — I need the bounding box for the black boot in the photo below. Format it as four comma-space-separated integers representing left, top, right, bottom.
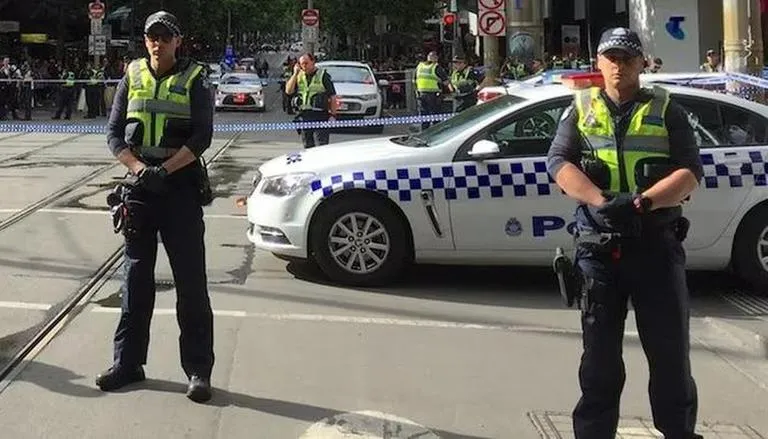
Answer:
186, 375, 212, 403
95, 365, 145, 391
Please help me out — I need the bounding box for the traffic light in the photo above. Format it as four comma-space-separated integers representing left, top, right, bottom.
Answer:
442, 12, 456, 43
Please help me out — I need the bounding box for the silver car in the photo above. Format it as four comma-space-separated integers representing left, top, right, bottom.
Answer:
316, 61, 388, 132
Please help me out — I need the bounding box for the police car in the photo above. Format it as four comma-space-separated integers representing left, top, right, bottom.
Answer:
245, 80, 768, 289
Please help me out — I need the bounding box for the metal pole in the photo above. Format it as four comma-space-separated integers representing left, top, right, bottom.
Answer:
306, 0, 315, 55
586, 0, 594, 65
129, 0, 136, 55
227, 9, 232, 45
450, 0, 459, 59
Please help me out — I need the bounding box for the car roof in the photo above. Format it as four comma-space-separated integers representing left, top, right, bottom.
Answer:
317, 61, 371, 69
506, 83, 768, 115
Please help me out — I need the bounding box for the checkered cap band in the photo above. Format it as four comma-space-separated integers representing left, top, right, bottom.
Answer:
597, 37, 642, 55
145, 16, 181, 36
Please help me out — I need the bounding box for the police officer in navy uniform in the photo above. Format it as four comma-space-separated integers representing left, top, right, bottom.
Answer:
547, 28, 704, 439
97, 10, 215, 403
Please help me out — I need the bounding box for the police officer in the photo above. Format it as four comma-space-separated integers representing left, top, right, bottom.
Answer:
700, 49, 722, 72
97, 10, 215, 403
84, 62, 102, 119
414, 51, 451, 130
546, 28, 704, 439
450, 55, 479, 112
52, 64, 76, 120
284, 52, 337, 148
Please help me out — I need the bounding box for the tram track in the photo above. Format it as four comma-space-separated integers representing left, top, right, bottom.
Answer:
0, 133, 88, 166
0, 130, 243, 386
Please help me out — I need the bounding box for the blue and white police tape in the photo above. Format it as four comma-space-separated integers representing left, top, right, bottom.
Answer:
0, 113, 455, 134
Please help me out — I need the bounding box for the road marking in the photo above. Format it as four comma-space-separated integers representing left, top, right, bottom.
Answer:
0, 301, 51, 311
0, 208, 247, 219
300, 410, 440, 439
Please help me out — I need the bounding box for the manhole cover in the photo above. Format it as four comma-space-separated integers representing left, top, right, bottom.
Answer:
300, 410, 440, 438
528, 411, 765, 439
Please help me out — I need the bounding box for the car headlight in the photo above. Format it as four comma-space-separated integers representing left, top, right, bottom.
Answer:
260, 172, 317, 197
251, 170, 263, 189
360, 93, 379, 101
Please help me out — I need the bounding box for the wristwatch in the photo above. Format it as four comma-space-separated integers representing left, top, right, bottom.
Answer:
634, 195, 652, 213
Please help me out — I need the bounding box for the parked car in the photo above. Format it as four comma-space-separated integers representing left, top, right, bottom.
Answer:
214, 73, 266, 112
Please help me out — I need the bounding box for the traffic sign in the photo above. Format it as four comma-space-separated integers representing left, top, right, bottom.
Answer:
478, 0, 503, 8
88, 0, 105, 20
302, 24, 318, 43
90, 18, 103, 35
88, 34, 107, 55
479, 10, 505, 36
477, 0, 505, 36
301, 9, 319, 27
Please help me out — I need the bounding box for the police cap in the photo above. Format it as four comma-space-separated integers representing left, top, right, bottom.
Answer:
597, 27, 643, 58
144, 11, 182, 37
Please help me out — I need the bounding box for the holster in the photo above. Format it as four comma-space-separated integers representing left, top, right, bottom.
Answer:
673, 216, 690, 242
197, 158, 213, 206
553, 247, 584, 308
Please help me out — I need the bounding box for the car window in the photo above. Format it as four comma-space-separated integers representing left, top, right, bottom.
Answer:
673, 96, 768, 147
320, 66, 374, 84
456, 99, 570, 159
720, 104, 768, 145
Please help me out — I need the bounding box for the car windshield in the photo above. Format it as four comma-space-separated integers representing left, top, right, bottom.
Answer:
320, 65, 374, 84
391, 95, 527, 147
221, 75, 261, 85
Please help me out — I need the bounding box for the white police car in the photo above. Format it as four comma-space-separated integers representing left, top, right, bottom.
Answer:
246, 82, 768, 289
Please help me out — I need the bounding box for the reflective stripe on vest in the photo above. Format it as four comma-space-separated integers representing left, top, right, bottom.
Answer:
575, 86, 671, 192
450, 67, 476, 89
126, 58, 202, 158
297, 68, 327, 111
415, 62, 440, 92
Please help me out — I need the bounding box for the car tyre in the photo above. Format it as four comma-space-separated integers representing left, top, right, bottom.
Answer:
310, 196, 410, 286
733, 204, 768, 293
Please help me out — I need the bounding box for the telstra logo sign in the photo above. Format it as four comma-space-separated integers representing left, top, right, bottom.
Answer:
666, 16, 686, 40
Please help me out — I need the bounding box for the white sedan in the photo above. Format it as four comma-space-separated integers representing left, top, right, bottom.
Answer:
316, 61, 387, 133
245, 83, 768, 289
214, 73, 267, 111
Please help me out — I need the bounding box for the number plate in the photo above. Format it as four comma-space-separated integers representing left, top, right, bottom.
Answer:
234, 94, 246, 103
338, 102, 349, 111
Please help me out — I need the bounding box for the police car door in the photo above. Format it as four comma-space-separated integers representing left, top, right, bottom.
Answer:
672, 95, 764, 250
449, 98, 575, 253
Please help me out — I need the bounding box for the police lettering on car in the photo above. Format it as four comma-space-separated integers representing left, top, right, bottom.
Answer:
547, 28, 704, 439
98, 10, 216, 404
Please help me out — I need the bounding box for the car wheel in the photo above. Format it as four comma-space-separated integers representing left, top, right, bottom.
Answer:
514, 113, 556, 138
310, 196, 410, 286
733, 204, 768, 293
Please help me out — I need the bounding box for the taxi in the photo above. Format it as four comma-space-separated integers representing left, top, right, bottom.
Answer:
245, 74, 768, 288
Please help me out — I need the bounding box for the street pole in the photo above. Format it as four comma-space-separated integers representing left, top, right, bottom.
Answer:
450, 0, 459, 59
724, 0, 749, 96
227, 9, 232, 45
481, 36, 500, 86
749, 0, 764, 75
306, 0, 315, 55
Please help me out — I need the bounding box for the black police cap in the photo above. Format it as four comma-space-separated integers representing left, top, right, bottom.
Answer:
144, 11, 182, 37
597, 27, 643, 57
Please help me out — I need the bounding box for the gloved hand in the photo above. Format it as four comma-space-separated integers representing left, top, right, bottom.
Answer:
596, 191, 641, 225
137, 165, 168, 194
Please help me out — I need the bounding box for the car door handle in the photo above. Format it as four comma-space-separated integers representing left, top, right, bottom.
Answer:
722, 152, 743, 166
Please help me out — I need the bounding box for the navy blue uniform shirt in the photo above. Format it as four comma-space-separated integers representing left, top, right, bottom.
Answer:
106, 57, 213, 158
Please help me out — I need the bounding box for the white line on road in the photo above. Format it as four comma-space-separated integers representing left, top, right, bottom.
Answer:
0, 301, 51, 311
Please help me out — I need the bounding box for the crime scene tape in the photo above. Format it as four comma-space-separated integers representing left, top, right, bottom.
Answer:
0, 113, 454, 134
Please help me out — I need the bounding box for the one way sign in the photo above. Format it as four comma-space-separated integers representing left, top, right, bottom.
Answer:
477, 0, 506, 36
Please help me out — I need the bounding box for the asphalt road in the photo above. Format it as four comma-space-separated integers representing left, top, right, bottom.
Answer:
0, 52, 765, 439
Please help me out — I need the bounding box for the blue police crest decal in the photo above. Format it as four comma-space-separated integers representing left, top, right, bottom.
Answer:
505, 217, 523, 236
286, 152, 302, 164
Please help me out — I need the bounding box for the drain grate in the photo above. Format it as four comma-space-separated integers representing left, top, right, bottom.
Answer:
528, 411, 765, 439
721, 291, 768, 317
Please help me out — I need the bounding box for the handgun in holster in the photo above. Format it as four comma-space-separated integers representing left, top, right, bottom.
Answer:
197, 157, 213, 206
553, 247, 584, 308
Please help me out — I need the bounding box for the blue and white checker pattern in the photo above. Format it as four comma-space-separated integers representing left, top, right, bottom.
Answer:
701, 149, 768, 189
309, 161, 557, 202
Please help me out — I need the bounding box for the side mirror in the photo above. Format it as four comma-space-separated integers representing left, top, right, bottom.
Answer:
378, 79, 390, 87
468, 139, 500, 159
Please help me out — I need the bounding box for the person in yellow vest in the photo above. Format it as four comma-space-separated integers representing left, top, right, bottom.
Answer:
84, 62, 102, 118
450, 55, 480, 112
98, 10, 215, 404
285, 52, 338, 148
52, 64, 76, 120
700, 48, 722, 72
413, 51, 451, 130
547, 27, 704, 439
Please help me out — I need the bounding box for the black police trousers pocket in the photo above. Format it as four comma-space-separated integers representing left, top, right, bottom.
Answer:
580, 277, 619, 326
123, 198, 150, 237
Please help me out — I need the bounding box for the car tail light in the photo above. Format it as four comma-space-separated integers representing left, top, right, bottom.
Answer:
477, 89, 504, 103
